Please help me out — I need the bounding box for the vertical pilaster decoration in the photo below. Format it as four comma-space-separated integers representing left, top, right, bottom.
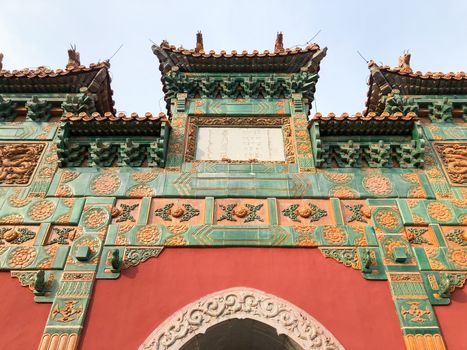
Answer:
166, 93, 188, 168
373, 202, 448, 349
388, 273, 446, 350
38, 272, 94, 350
291, 93, 313, 169
149, 121, 170, 167
38, 198, 114, 350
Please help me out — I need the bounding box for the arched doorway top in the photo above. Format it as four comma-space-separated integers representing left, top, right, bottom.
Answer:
139, 287, 345, 350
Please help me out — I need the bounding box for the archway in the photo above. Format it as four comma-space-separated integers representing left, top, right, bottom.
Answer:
139, 287, 345, 350
181, 318, 303, 350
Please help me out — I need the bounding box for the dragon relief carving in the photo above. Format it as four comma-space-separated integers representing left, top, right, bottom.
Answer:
0, 143, 45, 185
434, 143, 467, 185
139, 288, 344, 350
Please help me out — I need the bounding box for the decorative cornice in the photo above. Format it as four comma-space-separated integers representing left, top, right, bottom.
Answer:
161, 70, 319, 102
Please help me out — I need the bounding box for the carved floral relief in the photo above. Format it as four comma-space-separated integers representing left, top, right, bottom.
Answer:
149, 199, 204, 225
278, 199, 331, 225
215, 199, 267, 224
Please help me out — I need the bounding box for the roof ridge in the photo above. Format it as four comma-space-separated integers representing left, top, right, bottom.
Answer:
312, 111, 417, 121
61, 111, 170, 123
368, 60, 466, 80
0, 61, 110, 79
159, 40, 320, 58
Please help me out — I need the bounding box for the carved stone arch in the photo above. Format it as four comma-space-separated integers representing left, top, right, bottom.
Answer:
139, 287, 345, 350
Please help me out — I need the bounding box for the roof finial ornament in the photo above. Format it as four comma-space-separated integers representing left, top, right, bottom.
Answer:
275, 32, 284, 53
195, 31, 204, 53
67, 44, 81, 70
397, 50, 412, 73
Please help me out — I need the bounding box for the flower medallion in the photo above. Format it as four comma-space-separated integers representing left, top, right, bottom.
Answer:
373, 208, 402, 232
329, 186, 358, 199
323, 172, 353, 184
426, 202, 453, 222
322, 226, 347, 245
27, 200, 55, 221
90, 174, 121, 195
362, 174, 392, 196
136, 226, 160, 245
126, 184, 155, 197
8, 246, 37, 268
82, 208, 109, 230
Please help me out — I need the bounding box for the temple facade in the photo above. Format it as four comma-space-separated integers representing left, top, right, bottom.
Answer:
0, 34, 466, 350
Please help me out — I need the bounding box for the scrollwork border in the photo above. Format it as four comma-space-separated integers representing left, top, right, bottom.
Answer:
139, 287, 344, 350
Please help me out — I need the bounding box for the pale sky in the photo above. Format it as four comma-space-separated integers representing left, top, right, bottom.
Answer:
1, 1, 466, 116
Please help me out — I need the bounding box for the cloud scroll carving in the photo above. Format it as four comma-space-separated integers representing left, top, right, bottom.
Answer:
140, 287, 344, 350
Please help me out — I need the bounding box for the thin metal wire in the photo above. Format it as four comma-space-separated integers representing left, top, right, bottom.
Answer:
108, 44, 124, 62
290, 30, 322, 48
357, 50, 369, 64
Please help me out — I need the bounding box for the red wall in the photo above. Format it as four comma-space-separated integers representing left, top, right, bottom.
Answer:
0, 248, 467, 350
0, 272, 50, 349
81, 248, 405, 350
1, 248, 465, 349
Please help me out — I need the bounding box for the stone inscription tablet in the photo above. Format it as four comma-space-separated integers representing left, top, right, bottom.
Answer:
195, 127, 285, 161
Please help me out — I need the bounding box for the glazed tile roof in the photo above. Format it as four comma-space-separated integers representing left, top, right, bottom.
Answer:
62, 111, 170, 123
153, 38, 327, 74
368, 62, 467, 80
0, 62, 109, 78
0, 61, 115, 114
365, 61, 467, 114
309, 112, 417, 136
61, 111, 170, 136
311, 111, 417, 122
